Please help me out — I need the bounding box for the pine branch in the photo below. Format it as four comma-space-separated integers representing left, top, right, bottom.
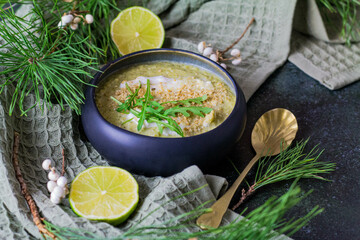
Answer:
232, 139, 336, 210
0, 1, 99, 115
43, 182, 323, 240
77, 0, 120, 61
316, 0, 360, 44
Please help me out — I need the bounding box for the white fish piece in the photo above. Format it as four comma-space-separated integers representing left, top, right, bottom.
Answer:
120, 76, 214, 93
123, 112, 157, 129
120, 76, 172, 89
125, 112, 138, 123
161, 127, 178, 136
144, 120, 157, 129
202, 110, 215, 127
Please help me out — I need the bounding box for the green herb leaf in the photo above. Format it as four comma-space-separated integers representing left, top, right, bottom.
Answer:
121, 118, 134, 125
111, 84, 141, 113
161, 95, 208, 106
137, 80, 152, 131
111, 80, 212, 137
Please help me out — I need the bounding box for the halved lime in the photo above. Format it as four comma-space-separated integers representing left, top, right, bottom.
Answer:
69, 166, 139, 225
110, 6, 165, 55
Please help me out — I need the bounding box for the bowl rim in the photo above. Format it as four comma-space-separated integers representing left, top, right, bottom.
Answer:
88, 48, 246, 140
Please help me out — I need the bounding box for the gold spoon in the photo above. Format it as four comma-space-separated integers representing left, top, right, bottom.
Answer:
196, 108, 298, 229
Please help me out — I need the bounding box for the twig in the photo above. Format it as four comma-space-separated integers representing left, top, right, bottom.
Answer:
219, 17, 255, 55
12, 132, 57, 240
1, 3, 17, 12
231, 185, 255, 211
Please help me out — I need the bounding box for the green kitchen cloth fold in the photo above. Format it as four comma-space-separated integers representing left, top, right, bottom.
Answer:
0, 87, 236, 239
0, 0, 359, 239
154, 0, 360, 96
289, 0, 360, 90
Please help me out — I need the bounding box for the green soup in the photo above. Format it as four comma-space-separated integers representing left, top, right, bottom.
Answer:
96, 62, 235, 137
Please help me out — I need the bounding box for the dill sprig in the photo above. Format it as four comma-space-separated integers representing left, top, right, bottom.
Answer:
232, 139, 336, 210
111, 80, 212, 137
317, 0, 360, 44
43, 182, 323, 240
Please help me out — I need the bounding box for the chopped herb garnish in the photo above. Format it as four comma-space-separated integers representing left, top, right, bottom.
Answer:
137, 80, 153, 131
111, 80, 213, 137
164, 106, 213, 118
121, 118, 134, 125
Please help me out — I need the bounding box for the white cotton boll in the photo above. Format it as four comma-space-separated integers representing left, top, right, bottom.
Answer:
57, 176, 68, 187
48, 171, 60, 181
47, 181, 57, 193
197, 41, 206, 54
73, 17, 81, 24
209, 53, 218, 62
220, 63, 227, 69
50, 193, 61, 204
58, 21, 65, 28
230, 48, 241, 57
52, 186, 65, 199
232, 57, 242, 66
203, 47, 213, 57
61, 14, 74, 25
42, 159, 52, 170
70, 23, 78, 30
85, 14, 94, 24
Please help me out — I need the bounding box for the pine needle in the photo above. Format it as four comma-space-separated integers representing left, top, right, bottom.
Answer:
0, 1, 101, 115
317, 0, 360, 44
44, 182, 323, 240
232, 139, 336, 210
253, 139, 335, 189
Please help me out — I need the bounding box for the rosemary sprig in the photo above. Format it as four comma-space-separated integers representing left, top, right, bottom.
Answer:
111, 80, 212, 137
43, 182, 323, 240
232, 139, 336, 210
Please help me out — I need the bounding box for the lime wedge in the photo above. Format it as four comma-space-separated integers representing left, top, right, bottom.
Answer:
111, 6, 165, 55
69, 166, 139, 225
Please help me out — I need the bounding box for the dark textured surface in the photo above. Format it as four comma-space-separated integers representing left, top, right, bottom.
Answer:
212, 61, 360, 240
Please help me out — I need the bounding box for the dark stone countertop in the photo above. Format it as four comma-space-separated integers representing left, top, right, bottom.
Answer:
212, 61, 360, 240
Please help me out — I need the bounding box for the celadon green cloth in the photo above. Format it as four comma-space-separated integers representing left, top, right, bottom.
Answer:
0, 0, 359, 239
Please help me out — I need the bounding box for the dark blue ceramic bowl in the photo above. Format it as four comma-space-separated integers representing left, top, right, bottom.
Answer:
81, 49, 246, 176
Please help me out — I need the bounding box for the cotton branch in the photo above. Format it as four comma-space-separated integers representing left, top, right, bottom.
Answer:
219, 17, 255, 55
12, 132, 56, 239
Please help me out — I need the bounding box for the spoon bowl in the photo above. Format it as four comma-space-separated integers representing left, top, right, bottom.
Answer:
252, 108, 298, 155
196, 108, 298, 229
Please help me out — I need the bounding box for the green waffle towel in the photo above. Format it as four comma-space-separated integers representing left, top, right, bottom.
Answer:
0, 0, 359, 239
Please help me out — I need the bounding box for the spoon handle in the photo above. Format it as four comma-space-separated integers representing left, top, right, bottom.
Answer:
196, 153, 261, 229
